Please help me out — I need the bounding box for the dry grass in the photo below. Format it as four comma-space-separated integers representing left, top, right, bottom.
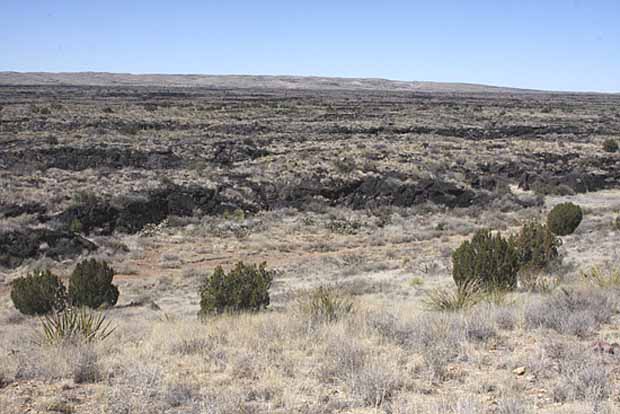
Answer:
1, 279, 619, 413
581, 265, 620, 288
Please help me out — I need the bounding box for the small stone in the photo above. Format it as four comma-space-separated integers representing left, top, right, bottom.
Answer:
513, 366, 526, 376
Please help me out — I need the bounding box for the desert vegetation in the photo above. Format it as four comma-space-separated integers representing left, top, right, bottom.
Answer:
547, 202, 583, 236
1, 82, 620, 413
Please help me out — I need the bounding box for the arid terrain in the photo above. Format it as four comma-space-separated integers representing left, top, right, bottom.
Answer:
1, 74, 620, 413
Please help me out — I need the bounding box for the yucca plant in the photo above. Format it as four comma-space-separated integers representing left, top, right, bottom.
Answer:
294, 285, 354, 325
423, 280, 483, 311
39, 307, 116, 345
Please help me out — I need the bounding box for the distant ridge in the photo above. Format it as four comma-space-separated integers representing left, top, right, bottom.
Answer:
0, 71, 546, 93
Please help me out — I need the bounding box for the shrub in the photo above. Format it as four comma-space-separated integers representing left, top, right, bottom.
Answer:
551, 346, 611, 402
524, 288, 613, 337
547, 202, 583, 236
615, 215, 620, 230
318, 333, 367, 384
463, 308, 497, 343
164, 382, 199, 408
198, 261, 273, 316
365, 311, 411, 345
294, 286, 354, 325
39, 307, 116, 344
492, 306, 517, 330
170, 338, 211, 355
602, 138, 618, 153
72, 347, 101, 383
351, 361, 401, 407
68, 259, 119, 308
511, 221, 561, 271
10, 270, 67, 315
452, 229, 520, 291
496, 398, 527, 414
411, 313, 466, 381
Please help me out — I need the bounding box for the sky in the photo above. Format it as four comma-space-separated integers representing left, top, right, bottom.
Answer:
1, 1, 619, 92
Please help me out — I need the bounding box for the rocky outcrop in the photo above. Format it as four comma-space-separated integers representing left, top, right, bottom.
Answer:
54, 184, 251, 235
250, 175, 479, 211
0, 228, 97, 268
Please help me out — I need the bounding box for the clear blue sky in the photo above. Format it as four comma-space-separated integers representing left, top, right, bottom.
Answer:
1, 1, 619, 92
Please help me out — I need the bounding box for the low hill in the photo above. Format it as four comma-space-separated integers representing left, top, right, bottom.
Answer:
0, 71, 541, 93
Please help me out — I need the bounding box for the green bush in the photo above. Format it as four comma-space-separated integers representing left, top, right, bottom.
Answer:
615, 215, 620, 230
68, 259, 119, 308
452, 229, 519, 291
511, 221, 562, 271
602, 139, 618, 153
199, 262, 273, 316
10, 270, 67, 315
547, 202, 583, 236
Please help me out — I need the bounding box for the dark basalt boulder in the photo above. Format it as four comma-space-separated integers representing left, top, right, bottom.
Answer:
113, 195, 166, 234
0, 228, 97, 269
207, 122, 270, 136
0, 145, 183, 171
211, 140, 270, 165
433, 124, 582, 140
519, 171, 610, 194
470, 175, 499, 192
341, 176, 477, 209
56, 201, 119, 235
55, 184, 233, 235
250, 175, 478, 211
0, 202, 47, 218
